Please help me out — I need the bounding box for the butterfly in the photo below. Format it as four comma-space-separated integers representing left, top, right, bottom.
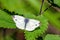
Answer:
12, 15, 40, 31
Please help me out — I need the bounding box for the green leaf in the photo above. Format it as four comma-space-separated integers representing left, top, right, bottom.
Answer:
54, 0, 60, 7
44, 34, 60, 40
44, 10, 60, 30
0, 0, 49, 40
43, 1, 60, 30
24, 15, 48, 40
0, 0, 40, 15
0, 10, 16, 28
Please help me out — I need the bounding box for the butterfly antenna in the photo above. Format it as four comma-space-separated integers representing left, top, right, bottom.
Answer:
39, 0, 44, 15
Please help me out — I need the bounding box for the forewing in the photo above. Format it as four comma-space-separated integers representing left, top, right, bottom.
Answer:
26, 19, 40, 31
12, 15, 25, 29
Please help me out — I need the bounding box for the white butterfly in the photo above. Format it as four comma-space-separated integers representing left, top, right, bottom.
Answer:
12, 15, 40, 31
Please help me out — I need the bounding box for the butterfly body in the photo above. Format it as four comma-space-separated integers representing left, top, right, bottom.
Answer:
13, 15, 40, 31
24, 18, 29, 29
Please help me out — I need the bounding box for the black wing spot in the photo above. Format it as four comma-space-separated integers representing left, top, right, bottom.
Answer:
15, 19, 17, 21
35, 23, 40, 26
35, 24, 38, 26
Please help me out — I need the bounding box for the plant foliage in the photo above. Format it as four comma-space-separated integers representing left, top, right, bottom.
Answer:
0, 10, 16, 28
0, 0, 60, 40
44, 34, 60, 40
24, 15, 48, 40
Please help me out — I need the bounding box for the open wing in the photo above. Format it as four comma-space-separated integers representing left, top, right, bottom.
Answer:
26, 19, 40, 31
12, 15, 25, 30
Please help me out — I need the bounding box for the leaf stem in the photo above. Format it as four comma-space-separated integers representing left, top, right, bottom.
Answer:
39, 0, 44, 15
